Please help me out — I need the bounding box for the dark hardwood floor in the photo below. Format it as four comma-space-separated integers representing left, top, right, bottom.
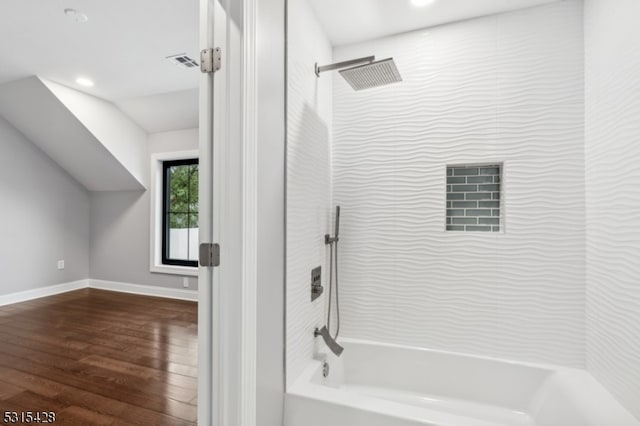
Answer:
0, 288, 197, 425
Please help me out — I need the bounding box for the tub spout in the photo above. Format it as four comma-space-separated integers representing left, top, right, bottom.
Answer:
314, 326, 344, 357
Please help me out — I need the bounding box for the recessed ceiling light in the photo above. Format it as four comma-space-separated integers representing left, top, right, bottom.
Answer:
64, 8, 89, 23
411, 0, 435, 7
76, 77, 94, 87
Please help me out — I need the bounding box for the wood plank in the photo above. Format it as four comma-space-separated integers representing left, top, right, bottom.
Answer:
0, 368, 194, 426
57, 406, 123, 426
0, 379, 26, 400
0, 289, 197, 425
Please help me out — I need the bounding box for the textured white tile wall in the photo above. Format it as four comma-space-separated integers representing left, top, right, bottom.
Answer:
585, 0, 640, 419
286, 0, 333, 389
331, 1, 586, 367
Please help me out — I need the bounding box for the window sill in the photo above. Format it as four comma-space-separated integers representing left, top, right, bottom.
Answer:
150, 264, 198, 277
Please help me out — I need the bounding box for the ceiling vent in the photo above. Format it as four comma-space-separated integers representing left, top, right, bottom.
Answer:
166, 54, 199, 69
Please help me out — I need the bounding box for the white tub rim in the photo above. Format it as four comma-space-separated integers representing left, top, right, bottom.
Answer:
287, 338, 640, 426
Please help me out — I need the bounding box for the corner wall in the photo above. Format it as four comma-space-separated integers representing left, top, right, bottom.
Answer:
0, 117, 90, 295
585, 0, 640, 419
89, 128, 199, 290
332, 1, 586, 367
286, 0, 334, 388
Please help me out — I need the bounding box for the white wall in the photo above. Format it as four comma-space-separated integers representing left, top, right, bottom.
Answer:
331, 1, 586, 367
286, 0, 334, 388
90, 128, 199, 290
0, 117, 90, 295
255, 0, 286, 422
585, 0, 640, 419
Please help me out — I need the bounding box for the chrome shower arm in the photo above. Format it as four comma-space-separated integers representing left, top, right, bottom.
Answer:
315, 56, 375, 77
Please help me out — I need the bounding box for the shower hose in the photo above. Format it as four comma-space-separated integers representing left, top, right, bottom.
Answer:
327, 240, 340, 340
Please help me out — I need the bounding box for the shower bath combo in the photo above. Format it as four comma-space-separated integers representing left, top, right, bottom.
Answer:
314, 205, 343, 357
287, 4, 640, 424
312, 55, 403, 358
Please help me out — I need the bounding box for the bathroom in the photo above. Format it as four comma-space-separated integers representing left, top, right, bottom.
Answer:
0, 0, 638, 423
284, 0, 640, 424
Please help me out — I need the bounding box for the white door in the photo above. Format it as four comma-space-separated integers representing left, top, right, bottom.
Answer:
198, 0, 244, 425
197, 0, 217, 422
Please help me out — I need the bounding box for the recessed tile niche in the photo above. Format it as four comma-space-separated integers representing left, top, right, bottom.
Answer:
446, 164, 502, 232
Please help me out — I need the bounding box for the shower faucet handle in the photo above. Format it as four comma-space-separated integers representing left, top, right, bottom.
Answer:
311, 266, 323, 302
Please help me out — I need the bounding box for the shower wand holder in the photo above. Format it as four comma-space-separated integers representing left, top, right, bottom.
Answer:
324, 233, 339, 245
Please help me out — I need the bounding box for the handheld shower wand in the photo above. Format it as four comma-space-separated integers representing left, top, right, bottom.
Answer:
316, 206, 344, 357
325, 205, 340, 244
335, 205, 340, 240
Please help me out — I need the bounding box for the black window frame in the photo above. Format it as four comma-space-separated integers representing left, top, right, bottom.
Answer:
162, 158, 199, 267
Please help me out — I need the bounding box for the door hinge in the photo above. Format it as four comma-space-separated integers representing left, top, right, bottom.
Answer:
199, 243, 220, 267
200, 47, 221, 74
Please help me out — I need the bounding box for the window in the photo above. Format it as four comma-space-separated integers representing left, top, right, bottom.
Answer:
150, 150, 198, 276
446, 164, 502, 232
162, 159, 199, 267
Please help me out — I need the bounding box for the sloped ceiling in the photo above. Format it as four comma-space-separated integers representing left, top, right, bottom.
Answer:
0, 0, 199, 133
0, 0, 200, 190
0, 77, 147, 191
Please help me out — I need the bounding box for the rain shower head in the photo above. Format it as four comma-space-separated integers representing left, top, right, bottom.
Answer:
339, 58, 402, 91
315, 56, 402, 91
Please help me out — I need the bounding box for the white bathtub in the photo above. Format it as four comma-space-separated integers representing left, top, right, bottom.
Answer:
285, 339, 639, 426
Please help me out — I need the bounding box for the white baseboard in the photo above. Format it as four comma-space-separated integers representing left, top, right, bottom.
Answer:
0, 279, 89, 307
89, 279, 198, 302
0, 279, 198, 306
